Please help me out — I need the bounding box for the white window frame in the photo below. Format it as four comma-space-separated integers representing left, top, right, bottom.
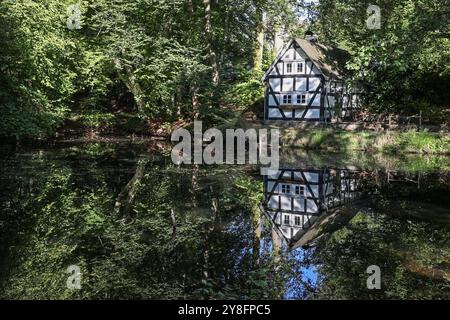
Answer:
281, 184, 291, 194
297, 62, 304, 73
282, 94, 292, 105
296, 94, 307, 105
286, 62, 293, 74
284, 214, 290, 225
294, 184, 305, 197
294, 216, 301, 226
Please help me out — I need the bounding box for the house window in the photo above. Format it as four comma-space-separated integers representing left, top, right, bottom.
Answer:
294, 185, 305, 196
294, 216, 301, 226
281, 184, 291, 194
284, 215, 290, 225
282, 95, 292, 105
297, 63, 303, 73
296, 94, 307, 105
286, 63, 293, 74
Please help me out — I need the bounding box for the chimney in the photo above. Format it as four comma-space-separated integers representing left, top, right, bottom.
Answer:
305, 30, 318, 43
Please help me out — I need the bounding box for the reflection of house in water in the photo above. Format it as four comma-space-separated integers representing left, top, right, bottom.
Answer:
260, 168, 362, 249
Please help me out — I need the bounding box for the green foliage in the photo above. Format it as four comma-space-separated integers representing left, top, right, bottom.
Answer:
1, 142, 449, 299
312, 212, 450, 299
308, 0, 450, 120
224, 71, 265, 109
0, 0, 80, 137
1, 0, 448, 138
78, 112, 115, 128
390, 131, 450, 154
0, 144, 286, 299
0, 0, 300, 138
0, 102, 66, 138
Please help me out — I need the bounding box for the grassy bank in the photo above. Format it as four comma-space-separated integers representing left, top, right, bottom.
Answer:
279, 149, 450, 172
279, 128, 450, 155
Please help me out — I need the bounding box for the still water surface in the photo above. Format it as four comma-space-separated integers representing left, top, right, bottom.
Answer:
0, 141, 448, 299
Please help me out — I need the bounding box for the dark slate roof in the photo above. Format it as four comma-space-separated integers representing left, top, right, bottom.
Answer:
262, 38, 350, 81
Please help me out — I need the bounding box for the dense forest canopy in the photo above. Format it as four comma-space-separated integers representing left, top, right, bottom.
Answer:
305, 0, 450, 118
0, 0, 448, 138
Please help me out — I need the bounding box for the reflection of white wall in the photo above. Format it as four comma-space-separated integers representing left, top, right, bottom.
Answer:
311, 93, 321, 106
307, 185, 319, 198
265, 168, 361, 243
302, 172, 318, 181
293, 198, 304, 211
294, 110, 304, 118
283, 48, 295, 60
269, 211, 314, 240
276, 62, 283, 73
309, 78, 320, 91
327, 183, 334, 195
266, 170, 323, 214
306, 199, 318, 212
268, 197, 278, 209
280, 196, 291, 210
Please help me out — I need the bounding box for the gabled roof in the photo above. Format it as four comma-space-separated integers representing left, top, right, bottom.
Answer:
262, 38, 350, 81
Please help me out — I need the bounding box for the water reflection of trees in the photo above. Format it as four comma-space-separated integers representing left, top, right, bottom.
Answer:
0, 144, 287, 299
0, 144, 448, 300
261, 167, 450, 300
307, 211, 450, 300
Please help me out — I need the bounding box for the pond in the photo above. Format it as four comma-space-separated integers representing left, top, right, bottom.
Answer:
0, 141, 449, 299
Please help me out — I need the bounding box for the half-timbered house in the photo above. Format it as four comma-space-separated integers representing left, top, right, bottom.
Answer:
260, 167, 361, 248
262, 36, 360, 121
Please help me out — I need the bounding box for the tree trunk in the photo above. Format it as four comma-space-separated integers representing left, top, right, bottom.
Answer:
175, 85, 182, 117
271, 228, 282, 258
190, 164, 199, 208
253, 7, 264, 71
190, 81, 199, 120
203, 0, 220, 84
252, 205, 261, 268
114, 158, 149, 221
114, 58, 146, 115
170, 208, 177, 243
202, 187, 220, 287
